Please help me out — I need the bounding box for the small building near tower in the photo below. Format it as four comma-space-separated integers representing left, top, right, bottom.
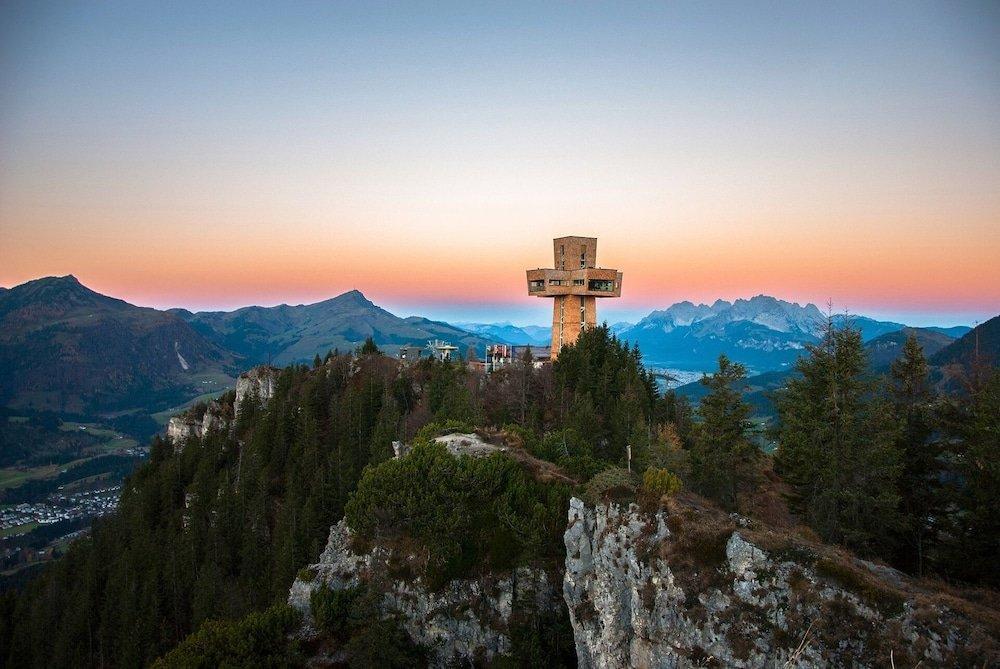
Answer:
427, 339, 459, 362
484, 344, 551, 373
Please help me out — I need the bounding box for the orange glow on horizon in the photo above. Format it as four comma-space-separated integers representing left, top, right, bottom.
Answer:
2, 205, 997, 321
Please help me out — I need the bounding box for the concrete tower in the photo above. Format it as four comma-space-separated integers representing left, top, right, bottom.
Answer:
526, 236, 622, 358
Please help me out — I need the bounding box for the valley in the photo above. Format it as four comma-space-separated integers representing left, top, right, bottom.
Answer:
0, 412, 150, 583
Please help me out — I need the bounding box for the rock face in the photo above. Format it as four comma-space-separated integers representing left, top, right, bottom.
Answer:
167, 365, 276, 446
393, 433, 508, 460
234, 365, 279, 416
563, 497, 995, 668
165, 415, 201, 443
288, 520, 558, 666
165, 399, 229, 446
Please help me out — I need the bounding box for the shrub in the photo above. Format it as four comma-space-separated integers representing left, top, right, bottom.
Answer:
345, 442, 571, 586
153, 605, 302, 668
500, 423, 539, 453
345, 618, 426, 668
556, 454, 606, 482
310, 585, 362, 639
583, 467, 638, 505
642, 467, 683, 500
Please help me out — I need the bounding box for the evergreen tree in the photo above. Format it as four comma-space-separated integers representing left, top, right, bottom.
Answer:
776, 323, 902, 556
370, 396, 402, 463
656, 390, 696, 450
889, 333, 939, 575
689, 355, 757, 509
554, 325, 657, 461
934, 369, 1000, 586
646, 422, 690, 479
358, 337, 380, 356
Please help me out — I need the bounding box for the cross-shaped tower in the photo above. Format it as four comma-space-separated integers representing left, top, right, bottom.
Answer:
526, 236, 622, 358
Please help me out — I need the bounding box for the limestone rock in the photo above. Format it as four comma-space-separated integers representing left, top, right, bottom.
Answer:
234, 365, 279, 416
288, 520, 558, 667
165, 399, 229, 449
391, 432, 508, 460
563, 497, 995, 668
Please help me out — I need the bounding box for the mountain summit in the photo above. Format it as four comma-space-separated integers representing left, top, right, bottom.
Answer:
174, 289, 492, 366
635, 296, 825, 338
0, 276, 235, 414
619, 295, 917, 372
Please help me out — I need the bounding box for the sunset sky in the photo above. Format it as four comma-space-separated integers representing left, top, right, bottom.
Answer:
1, 2, 998, 327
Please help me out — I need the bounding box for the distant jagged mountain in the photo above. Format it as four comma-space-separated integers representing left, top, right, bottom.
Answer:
0, 276, 236, 414
619, 296, 829, 372
454, 322, 550, 346
608, 321, 634, 336
619, 295, 969, 374
174, 290, 493, 365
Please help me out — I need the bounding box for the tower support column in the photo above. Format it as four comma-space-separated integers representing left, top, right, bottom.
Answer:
550, 294, 598, 357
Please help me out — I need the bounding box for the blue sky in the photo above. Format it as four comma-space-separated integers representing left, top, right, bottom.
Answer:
2, 1, 998, 328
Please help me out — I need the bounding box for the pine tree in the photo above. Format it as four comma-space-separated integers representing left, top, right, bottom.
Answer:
370, 396, 402, 464
935, 368, 1000, 586
689, 355, 757, 509
646, 422, 690, 479
358, 337, 380, 356
889, 333, 939, 575
776, 323, 902, 556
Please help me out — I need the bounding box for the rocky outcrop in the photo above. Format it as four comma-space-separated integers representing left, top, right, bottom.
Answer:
392, 432, 509, 460
234, 365, 279, 416
166, 399, 229, 447
166, 364, 275, 446
165, 395, 235, 452
166, 415, 201, 443
563, 497, 997, 668
288, 519, 559, 666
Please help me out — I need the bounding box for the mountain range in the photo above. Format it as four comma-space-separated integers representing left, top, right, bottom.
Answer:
673, 319, 998, 415
0, 276, 235, 415
1, 276, 985, 426
453, 322, 551, 347
172, 290, 493, 366
615, 295, 971, 373
0, 277, 493, 420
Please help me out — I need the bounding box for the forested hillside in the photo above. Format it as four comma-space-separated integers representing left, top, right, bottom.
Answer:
0, 276, 236, 415
173, 290, 493, 365
1, 325, 997, 667
0, 327, 658, 666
